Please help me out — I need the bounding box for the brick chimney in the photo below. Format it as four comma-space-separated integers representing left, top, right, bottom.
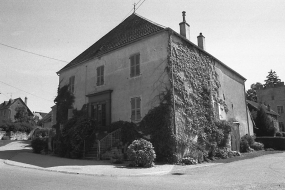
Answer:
25, 97, 27, 105
179, 11, 190, 40
197, 33, 205, 50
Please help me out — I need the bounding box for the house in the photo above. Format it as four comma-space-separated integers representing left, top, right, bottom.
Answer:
41, 111, 52, 128
56, 12, 253, 146
0, 97, 33, 122
257, 82, 285, 132
247, 100, 279, 131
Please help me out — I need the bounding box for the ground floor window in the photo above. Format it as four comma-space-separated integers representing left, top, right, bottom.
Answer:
131, 97, 141, 122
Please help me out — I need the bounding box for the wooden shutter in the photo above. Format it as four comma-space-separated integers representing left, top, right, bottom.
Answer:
136, 97, 141, 120
101, 66, 104, 85
131, 98, 135, 121
97, 67, 100, 86
130, 56, 135, 77
135, 54, 140, 76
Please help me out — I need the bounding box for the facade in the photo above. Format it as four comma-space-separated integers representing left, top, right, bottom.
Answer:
0, 97, 33, 122
257, 82, 285, 131
57, 13, 253, 138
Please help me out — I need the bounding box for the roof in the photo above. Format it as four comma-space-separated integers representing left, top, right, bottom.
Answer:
0, 98, 33, 115
246, 100, 279, 116
57, 13, 246, 81
41, 111, 52, 123
58, 13, 165, 73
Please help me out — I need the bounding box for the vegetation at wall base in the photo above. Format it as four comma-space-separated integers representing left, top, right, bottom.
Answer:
254, 105, 276, 137
240, 134, 264, 152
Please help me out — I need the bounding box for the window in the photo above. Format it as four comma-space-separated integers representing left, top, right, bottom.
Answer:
97, 66, 104, 86
130, 54, 140, 77
277, 106, 284, 114
69, 76, 75, 94
131, 97, 141, 121
279, 122, 284, 131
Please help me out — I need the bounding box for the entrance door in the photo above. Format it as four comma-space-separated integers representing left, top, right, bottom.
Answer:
231, 123, 240, 151
91, 103, 107, 126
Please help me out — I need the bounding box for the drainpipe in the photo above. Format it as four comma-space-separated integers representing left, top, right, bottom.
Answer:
244, 81, 250, 135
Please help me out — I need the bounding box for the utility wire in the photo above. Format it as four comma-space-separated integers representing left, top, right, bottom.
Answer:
135, 0, 146, 11
0, 80, 54, 103
0, 42, 68, 63
121, 0, 142, 21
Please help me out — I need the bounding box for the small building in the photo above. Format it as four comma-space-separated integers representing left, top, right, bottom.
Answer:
257, 82, 285, 131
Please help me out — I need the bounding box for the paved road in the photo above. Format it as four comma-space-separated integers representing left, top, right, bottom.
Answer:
1, 141, 285, 190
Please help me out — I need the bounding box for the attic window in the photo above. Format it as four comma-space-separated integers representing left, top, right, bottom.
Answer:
130, 53, 140, 77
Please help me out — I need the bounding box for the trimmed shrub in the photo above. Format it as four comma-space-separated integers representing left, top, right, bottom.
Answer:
127, 139, 156, 168
31, 137, 48, 154
240, 138, 250, 153
256, 137, 285, 150
251, 142, 264, 151
181, 157, 198, 165
240, 134, 257, 152
282, 132, 285, 137
275, 132, 282, 137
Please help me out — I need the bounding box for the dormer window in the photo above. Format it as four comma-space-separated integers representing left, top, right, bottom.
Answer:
130, 54, 140, 77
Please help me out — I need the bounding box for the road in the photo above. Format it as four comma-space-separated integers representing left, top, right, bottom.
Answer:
1, 142, 285, 190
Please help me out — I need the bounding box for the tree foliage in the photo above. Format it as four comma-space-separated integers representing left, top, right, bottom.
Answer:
254, 105, 276, 136
246, 82, 263, 102
14, 106, 34, 124
264, 70, 281, 88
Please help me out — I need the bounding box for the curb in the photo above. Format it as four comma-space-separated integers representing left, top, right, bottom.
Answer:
3, 159, 173, 177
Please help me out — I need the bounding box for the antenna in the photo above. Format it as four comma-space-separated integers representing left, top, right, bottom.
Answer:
133, 3, 136, 13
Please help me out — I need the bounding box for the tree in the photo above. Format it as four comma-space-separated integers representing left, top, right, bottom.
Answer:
14, 106, 34, 124
246, 82, 263, 102
264, 70, 281, 88
254, 105, 276, 136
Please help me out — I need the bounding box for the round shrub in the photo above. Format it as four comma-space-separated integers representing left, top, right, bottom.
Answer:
181, 157, 198, 165
31, 137, 48, 154
127, 139, 156, 168
240, 138, 250, 153
251, 142, 264, 151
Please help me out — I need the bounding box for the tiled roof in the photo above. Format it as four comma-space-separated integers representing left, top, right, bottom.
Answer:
0, 98, 33, 115
247, 100, 279, 116
58, 13, 165, 73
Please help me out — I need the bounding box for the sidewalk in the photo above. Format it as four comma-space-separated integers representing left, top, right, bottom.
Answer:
1, 141, 220, 177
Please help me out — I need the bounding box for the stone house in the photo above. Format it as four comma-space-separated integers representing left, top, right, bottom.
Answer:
57, 12, 253, 144
0, 97, 33, 122
257, 82, 285, 131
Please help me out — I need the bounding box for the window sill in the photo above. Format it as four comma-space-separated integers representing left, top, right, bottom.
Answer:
129, 74, 142, 79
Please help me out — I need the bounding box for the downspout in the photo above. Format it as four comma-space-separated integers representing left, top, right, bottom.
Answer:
169, 32, 176, 136
244, 81, 250, 135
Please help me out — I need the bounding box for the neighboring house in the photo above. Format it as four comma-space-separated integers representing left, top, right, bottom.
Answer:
0, 97, 33, 122
247, 100, 279, 131
56, 13, 253, 140
41, 111, 52, 128
257, 82, 285, 131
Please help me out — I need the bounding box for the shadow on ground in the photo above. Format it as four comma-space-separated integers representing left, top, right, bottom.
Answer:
1, 140, 128, 168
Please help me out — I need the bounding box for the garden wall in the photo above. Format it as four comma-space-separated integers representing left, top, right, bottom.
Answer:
255, 137, 285, 150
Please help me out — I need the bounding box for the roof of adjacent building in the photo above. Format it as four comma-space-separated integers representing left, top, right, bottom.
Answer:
247, 100, 279, 116
57, 13, 246, 80
0, 98, 33, 115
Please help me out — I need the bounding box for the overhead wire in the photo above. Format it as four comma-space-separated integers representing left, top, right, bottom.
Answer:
0, 80, 54, 103
0, 42, 68, 63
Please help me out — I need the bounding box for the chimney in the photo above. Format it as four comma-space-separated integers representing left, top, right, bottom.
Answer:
179, 11, 190, 40
25, 97, 27, 105
197, 33, 205, 50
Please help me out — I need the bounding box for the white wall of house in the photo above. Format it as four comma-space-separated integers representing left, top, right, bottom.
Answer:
58, 31, 170, 123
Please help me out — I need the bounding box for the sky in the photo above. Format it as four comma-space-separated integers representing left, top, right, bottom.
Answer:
0, 0, 285, 113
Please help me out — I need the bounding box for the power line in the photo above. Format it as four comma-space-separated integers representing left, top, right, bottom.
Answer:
136, 0, 146, 11
122, 0, 142, 21
0, 80, 54, 103
0, 42, 68, 63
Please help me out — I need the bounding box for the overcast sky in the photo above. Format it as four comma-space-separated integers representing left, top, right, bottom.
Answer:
1, 0, 285, 113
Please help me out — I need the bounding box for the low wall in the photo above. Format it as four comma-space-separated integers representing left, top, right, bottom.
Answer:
255, 137, 285, 150
0, 131, 6, 140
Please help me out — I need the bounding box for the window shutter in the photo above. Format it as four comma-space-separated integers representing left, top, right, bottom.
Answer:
130, 56, 135, 77
101, 66, 104, 85
136, 54, 140, 76
97, 68, 100, 85
131, 98, 135, 121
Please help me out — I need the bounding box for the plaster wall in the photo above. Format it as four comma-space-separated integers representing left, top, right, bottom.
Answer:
0, 99, 26, 122
257, 85, 285, 130
59, 31, 170, 123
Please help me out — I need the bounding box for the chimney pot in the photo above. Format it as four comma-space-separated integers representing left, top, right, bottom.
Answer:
197, 32, 205, 50
179, 11, 190, 40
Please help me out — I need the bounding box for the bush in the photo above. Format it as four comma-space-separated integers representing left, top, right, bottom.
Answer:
31, 137, 48, 154
251, 142, 264, 151
181, 157, 198, 165
214, 148, 229, 159
127, 139, 156, 168
275, 132, 282, 137
282, 132, 285, 137
240, 138, 250, 153
240, 134, 257, 153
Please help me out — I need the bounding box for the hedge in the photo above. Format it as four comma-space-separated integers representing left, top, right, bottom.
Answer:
255, 137, 285, 150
